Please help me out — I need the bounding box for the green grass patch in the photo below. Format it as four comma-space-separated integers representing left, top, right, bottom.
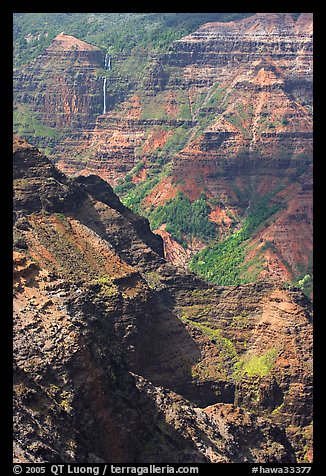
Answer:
95, 276, 120, 297
158, 126, 192, 156
140, 92, 170, 120
120, 176, 160, 213
116, 160, 173, 215
143, 271, 162, 290
13, 104, 68, 153
293, 272, 313, 298
234, 348, 279, 379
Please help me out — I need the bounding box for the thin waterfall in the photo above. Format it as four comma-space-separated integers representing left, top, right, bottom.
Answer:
103, 78, 107, 114
102, 53, 111, 115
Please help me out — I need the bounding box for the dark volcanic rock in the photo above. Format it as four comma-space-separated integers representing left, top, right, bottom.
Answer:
74, 174, 164, 260
13, 137, 310, 463
13, 136, 85, 214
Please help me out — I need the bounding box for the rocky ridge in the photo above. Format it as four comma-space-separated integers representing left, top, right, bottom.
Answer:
12, 13, 311, 288
51, 14, 312, 281
13, 136, 313, 463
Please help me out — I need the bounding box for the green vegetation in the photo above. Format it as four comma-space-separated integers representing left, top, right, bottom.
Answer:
284, 253, 313, 297
180, 315, 238, 379
190, 228, 246, 284
139, 90, 192, 121
13, 13, 254, 67
116, 156, 174, 215
191, 84, 232, 137
95, 276, 119, 298
230, 311, 250, 329
224, 103, 254, 137
159, 126, 192, 156
114, 160, 146, 196
13, 104, 67, 153
140, 92, 171, 121
149, 191, 216, 244
144, 271, 162, 290
239, 244, 267, 283
132, 161, 145, 175
55, 213, 66, 221
297, 274, 312, 290
47, 385, 73, 413
120, 184, 217, 247
114, 180, 135, 196
271, 402, 285, 415
179, 303, 213, 322
190, 188, 284, 284
179, 301, 281, 383
293, 272, 313, 297
234, 348, 279, 378
13, 12, 311, 293
13, 13, 253, 153
121, 176, 160, 213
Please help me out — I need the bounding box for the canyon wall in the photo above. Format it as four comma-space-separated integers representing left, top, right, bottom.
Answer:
13, 136, 312, 463
13, 13, 313, 288
14, 33, 105, 132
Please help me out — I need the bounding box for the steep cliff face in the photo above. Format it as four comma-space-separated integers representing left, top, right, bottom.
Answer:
54, 13, 312, 179
13, 33, 104, 134
13, 13, 313, 290
165, 13, 312, 81
13, 136, 312, 463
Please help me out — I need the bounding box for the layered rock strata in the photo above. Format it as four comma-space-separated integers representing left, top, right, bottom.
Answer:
13, 136, 313, 463
13, 13, 313, 288
165, 13, 313, 83
13, 33, 104, 129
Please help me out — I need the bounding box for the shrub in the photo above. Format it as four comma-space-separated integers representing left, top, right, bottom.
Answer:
149, 191, 216, 242
190, 188, 284, 285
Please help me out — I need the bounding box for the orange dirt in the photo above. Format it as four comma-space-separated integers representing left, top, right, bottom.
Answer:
48, 33, 100, 52
126, 96, 142, 120
142, 128, 174, 154
142, 176, 178, 209
209, 206, 233, 227
163, 92, 180, 118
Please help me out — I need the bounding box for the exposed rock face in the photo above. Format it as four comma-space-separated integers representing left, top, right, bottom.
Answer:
13, 33, 104, 130
165, 13, 312, 82
13, 136, 164, 270
13, 13, 313, 292
24, 13, 311, 286
13, 136, 312, 463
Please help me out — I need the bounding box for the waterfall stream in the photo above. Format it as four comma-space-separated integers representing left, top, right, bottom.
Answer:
103, 53, 111, 114
103, 78, 107, 114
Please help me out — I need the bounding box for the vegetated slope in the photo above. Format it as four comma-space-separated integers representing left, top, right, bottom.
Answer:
13, 13, 313, 295
13, 12, 252, 152
13, 135, 312, 463
13, 13, 252, 67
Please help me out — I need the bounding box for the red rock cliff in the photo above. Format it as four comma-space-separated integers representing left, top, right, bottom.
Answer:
14, 33, 105, 129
